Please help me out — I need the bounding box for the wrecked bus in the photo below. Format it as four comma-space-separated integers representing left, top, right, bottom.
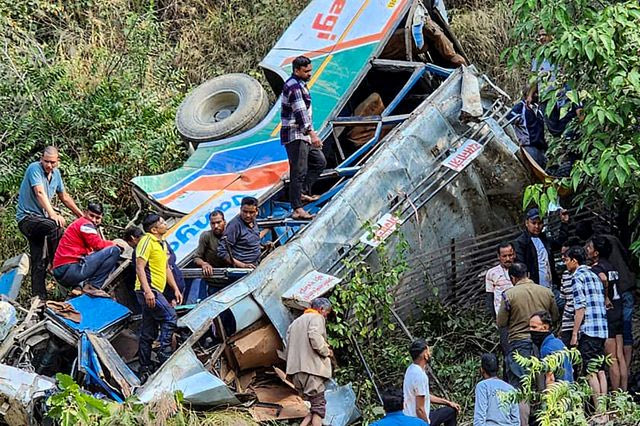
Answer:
0, 0, 531, 424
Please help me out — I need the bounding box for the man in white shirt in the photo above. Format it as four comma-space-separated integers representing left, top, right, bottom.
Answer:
404, 339, 460, 426
485, 242, 516, 376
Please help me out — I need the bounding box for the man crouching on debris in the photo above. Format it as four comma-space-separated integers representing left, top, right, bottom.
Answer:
285, 297, 333, 426
135, 213, 182, 380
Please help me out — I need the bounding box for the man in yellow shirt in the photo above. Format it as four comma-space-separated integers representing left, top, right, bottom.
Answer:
135, 213, 183, 379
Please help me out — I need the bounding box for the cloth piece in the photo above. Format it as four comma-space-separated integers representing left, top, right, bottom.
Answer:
622, 290, 634, 345
531, 237, 551, 288
285, 311, 331, 378
506, 339, 535, 388
540, 334, 574, 382
134, 233, 168, 292
473, 377, 519, 426
218, 216, 262, 265
18, 215, 63, 299
430, 406, 457, 426
420, 15, 466, 67
572, 265, 608, 339
347, 93, 385, 146
578, 334, 605, 375
16, 162, 65, 222
290, 373, 326, 417
135, 290, 176, 369
46, 300, 81, 323
194, 230, 226, 268
53, 246, 120, 289
285, 140, 327, 210
280, 75, 313, 145
497, 278, 559, 342
403, 363, 430, 418
485, 264, 512, 315
560, 271, 575, 332
371, 411, 428, 425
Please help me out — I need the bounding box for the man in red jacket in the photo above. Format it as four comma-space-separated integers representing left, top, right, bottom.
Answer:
52, 202, 126, 290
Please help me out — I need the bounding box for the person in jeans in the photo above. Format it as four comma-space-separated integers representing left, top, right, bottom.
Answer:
403, 339, 460, 426
280, 55, 327, 220
565, 245, 608, 408
559, 238, 581, 347
52, 202, 126, 291
473, 353, 519, 426
16, 146, 83, 299
134, 214, 183, 380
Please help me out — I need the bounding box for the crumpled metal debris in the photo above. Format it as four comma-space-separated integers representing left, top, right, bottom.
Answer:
0, 364, 56, 426
0, 302, 17, 341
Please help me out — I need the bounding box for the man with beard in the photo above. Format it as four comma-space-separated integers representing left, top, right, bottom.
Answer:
280, 55, 327, 220
194, 210, 227, 275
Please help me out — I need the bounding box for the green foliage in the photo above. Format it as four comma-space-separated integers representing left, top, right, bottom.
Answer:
47, 373, 112, 425
501, 349, 640, 425
505, 0, 640, 243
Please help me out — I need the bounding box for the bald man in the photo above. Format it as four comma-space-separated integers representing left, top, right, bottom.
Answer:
16, 146, 82, 299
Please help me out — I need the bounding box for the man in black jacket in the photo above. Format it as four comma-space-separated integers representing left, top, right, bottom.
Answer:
513, 208, 569, 289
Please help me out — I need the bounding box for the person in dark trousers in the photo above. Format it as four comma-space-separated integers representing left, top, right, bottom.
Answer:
16, 146, 83, 299
280, 55, 327, 220
586, 236, 627, 391
52, 202, 126, 291
473, 353, 519, 426
513, 208, 569, 290
372, 389, 428, 425
218, 197, 263, 269
529, 311, 574, 385
559, 238, 582, 347
497, 262, 558, 425
565, 245, 608, 409
576, 220, 635, 372
403, 339, 460, 425
134, 214, 182, 380
508, 85, 548, 168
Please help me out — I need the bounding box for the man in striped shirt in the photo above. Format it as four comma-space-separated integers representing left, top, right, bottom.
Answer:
280, 55, 326, 220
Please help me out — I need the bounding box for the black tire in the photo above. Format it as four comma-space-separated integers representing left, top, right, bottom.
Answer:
176, 73, 270, 143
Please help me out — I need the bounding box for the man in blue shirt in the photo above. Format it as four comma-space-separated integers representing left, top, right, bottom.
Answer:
529, 311, 574, 384
218, 197, 263, 268
16, 146, 83, 299
372, 389, 428, 426
473, 353, 519, 426
508, 86, 548, 169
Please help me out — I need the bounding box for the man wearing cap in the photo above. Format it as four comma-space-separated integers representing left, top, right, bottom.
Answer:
403, 339, 460, 425
285, 297, 333, 426
513, 208, 569, 289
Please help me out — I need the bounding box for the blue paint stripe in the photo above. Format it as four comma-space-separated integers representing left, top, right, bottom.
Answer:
150, 139, 288, 199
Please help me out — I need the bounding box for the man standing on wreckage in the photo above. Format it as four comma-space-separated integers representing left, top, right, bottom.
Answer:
134, 213, 183, 381
285, 297, 334, 426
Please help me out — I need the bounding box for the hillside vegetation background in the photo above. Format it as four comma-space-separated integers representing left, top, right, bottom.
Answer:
0, 0, 518, 260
